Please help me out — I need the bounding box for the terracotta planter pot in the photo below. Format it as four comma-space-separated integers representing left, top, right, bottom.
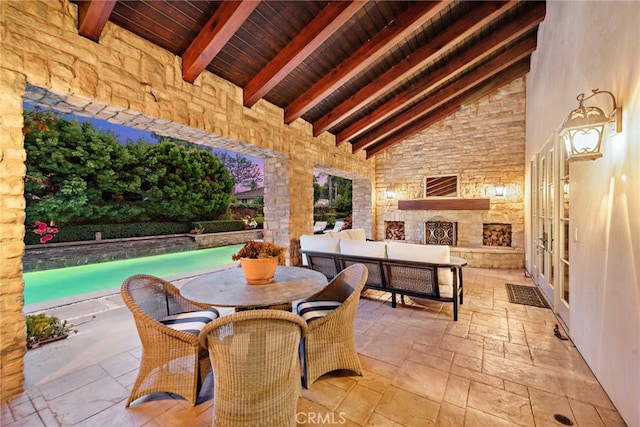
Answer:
240, 257, 279, 285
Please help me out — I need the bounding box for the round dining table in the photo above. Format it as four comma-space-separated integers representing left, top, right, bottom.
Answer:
179, 265, 328, 309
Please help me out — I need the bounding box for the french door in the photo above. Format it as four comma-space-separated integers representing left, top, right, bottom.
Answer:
531, 134, 570, 327
557, 143, 570, 324
533, 136, 555, 305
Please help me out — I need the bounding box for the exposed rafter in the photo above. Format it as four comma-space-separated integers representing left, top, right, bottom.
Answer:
365, 58, 531, 158
182, 1, 260, 83
283, 0, 450, 124
352, 34, 538, 152
336, 1, 546, 145
74, 0, 546, 158
313, 1, 517, 138
77, 0, 116, 42
243, 1, 365, 108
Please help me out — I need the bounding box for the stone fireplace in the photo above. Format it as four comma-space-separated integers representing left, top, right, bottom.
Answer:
483, 223, 512, 247
381, 208, 524, 268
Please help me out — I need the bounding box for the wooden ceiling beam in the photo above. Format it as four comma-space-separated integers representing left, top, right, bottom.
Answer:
182, 1, 260, 83
77, 0, 117, 42
313, 1, 517, 138
243, 1, 365, 108
365, 59, 531, 159
352, 34, 538, 152
283, 0, 450, 124
337, 1, 546, 145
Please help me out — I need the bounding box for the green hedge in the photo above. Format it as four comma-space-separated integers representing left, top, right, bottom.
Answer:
192, 220, 245, 234
24, 220, 246, 245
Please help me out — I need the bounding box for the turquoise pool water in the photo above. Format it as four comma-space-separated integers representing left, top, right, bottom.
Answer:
23, 244, 244, 305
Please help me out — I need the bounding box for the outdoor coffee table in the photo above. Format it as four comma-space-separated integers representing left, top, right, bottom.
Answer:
180, 265, 328, 310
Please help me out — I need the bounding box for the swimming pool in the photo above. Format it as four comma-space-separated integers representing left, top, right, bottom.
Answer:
23, 244, 244, 306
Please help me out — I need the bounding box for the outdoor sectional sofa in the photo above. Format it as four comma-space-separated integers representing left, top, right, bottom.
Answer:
300, 230, 463, 321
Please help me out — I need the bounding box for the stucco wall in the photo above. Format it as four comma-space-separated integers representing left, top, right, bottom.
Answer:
525, 2, 640, 425
0, 0, 375, 402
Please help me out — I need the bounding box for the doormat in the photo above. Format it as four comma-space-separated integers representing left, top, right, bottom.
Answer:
505, 284, 550, 308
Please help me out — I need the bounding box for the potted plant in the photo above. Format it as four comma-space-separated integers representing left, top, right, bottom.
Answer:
25, 313, 75, 349
232, 240, 285, 285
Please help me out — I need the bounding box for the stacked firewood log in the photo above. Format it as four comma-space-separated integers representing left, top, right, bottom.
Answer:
483, 224, 512, 247
385, 222, 405, 240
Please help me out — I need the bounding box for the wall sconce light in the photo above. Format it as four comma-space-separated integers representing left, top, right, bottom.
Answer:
495, 178, 505, 197
385, 187, 396, 200
559, 88, 622, 162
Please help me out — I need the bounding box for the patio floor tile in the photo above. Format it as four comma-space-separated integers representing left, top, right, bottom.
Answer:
1, 267, 626, 426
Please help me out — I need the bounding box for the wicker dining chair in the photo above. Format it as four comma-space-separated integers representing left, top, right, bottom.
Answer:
295, 263, 368, 388
121, 274, 218, 406
198, 309, 308, 427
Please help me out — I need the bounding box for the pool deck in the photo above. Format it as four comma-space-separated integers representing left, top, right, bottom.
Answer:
22, 264, 239, 391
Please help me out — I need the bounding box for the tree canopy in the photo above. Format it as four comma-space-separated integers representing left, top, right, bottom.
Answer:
215, 152, 263, 190
23, 108, 234, 225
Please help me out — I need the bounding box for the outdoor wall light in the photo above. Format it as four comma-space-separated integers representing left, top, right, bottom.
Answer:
495, 179, 505, 197
560, 89, 622, 162
385, 187, 396, 200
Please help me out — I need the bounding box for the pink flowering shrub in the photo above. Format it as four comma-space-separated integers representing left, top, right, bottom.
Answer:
33, 220, 58, 244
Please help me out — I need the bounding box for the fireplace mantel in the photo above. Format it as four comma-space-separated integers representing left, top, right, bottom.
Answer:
398, 198, 490, 211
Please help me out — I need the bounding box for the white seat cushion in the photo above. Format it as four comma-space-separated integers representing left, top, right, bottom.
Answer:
386, 242, 454, 297
300, 235, 340, 266
346, 228, 367, 241
295, 300, 341, 323
340, 239, 387, 258
328, 230, 351, 239
160, 308, 220, 334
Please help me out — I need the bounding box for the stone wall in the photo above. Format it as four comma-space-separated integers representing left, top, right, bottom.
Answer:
0, 67, 28, 403
193, 230, 263, 250
22, 230, 263, 272
0, 0, 374, 402
23, 235, 195, 272
374, 78, 526, 268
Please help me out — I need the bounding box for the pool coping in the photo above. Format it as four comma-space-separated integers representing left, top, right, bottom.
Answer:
24, 262, 239, 314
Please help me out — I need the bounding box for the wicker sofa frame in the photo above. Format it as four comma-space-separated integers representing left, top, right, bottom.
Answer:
300, 250, 463, 321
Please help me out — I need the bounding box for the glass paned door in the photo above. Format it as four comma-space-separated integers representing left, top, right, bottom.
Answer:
534, 137, 555, 306
557, 145, 570, 325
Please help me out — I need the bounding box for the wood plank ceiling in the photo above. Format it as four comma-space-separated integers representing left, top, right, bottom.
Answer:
74, 0, 546, 159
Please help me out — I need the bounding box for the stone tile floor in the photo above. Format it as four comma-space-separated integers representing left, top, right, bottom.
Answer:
1, 267, 628, 426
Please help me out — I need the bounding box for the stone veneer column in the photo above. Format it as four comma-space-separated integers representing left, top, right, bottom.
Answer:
0, 69, 27, 402
263, 155, 315, 266
352, 178, 373, 239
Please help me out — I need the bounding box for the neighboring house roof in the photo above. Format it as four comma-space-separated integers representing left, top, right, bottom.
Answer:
234, 187, 264, 200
